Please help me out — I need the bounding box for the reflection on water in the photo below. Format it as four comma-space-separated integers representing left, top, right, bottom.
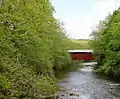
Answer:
58, 62, 120, 99
80, 66, 93, 72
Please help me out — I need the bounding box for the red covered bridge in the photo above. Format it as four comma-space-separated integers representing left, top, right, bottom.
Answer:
68, 50, 95, 60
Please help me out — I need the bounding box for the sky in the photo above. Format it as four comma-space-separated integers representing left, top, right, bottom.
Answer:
51, 0, 120, 39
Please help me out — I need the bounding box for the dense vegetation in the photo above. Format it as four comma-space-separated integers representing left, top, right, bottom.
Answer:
0, 0, 72, 98
90, 8, 120, 77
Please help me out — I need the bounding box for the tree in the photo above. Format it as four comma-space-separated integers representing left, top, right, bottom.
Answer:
0, 0, 71, 98
90, 8, 120, 77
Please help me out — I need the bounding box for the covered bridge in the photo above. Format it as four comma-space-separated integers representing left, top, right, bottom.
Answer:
68, 50, 95, 60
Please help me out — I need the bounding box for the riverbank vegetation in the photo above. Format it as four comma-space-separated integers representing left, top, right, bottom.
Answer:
55, 61, 82, 80
0, 0, 73, 98
90, 8, 120, 77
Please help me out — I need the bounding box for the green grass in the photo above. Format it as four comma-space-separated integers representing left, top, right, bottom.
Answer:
71, 40, 91, 49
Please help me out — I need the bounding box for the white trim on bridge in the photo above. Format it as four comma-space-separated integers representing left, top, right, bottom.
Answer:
68, 50, 93, 53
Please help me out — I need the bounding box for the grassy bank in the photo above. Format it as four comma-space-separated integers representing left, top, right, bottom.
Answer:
93, 66, 120, 82
70, 39, 91, 49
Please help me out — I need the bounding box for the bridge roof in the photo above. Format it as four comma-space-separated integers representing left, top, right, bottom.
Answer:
68, 50, 93, 53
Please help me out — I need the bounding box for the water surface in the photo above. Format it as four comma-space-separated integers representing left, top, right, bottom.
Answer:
58, 62, 120, 99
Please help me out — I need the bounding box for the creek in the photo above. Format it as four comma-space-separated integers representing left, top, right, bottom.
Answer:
58, 62, 120, 99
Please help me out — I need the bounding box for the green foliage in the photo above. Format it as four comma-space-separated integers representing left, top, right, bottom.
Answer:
90, 8, 120, 77
0, 75, 9, 90
0, 0, 72, 98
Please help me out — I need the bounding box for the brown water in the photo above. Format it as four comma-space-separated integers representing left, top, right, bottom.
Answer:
58, 62, 120, 99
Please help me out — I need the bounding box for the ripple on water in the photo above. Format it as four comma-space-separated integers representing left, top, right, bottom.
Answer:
58, 63, 120, 99
80, 67, 92, 72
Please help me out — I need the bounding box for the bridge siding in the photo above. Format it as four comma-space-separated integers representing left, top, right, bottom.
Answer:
69, 52, 95, 60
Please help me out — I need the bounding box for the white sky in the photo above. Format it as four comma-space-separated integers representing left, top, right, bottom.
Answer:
52, 0, 120, 39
